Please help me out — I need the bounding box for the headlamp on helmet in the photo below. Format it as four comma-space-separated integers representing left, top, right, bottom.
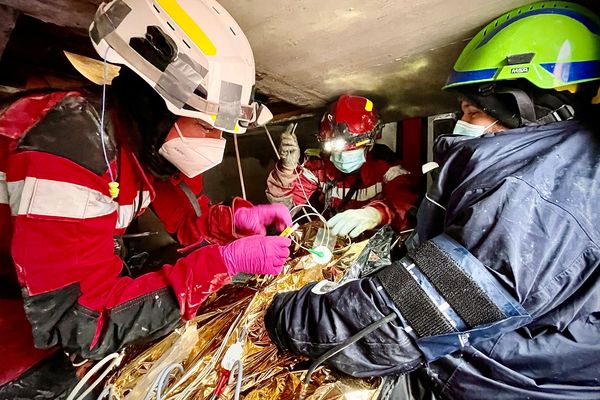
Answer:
318, 95, 382, 153
323, 137, 347, 153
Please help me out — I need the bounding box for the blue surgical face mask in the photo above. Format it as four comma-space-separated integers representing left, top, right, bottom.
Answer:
452, 119, 498, 137
330, 148, 366, 173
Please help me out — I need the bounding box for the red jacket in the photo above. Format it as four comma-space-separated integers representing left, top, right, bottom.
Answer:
0, 91, 250, 384
266, 144, 418, 231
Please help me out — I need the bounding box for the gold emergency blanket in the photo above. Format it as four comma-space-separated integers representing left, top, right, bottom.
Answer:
108, 231, 382, 400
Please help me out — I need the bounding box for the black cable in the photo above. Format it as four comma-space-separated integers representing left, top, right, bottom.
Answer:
299, 313, 397, 400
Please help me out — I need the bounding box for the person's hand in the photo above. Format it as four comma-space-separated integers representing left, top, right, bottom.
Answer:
219, 235, 291, 276
278, 123, 300, 170
234, 204, 292, 236
326, 207, 383, 238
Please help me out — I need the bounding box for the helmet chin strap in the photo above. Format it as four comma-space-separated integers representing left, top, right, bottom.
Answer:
484, 84, 575, 127
491, 86, 537, 125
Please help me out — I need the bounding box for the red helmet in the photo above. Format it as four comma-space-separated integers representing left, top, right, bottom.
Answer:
318, 94, 383, 152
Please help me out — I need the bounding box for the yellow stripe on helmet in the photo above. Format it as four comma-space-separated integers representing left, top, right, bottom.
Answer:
156, 0, 217, 56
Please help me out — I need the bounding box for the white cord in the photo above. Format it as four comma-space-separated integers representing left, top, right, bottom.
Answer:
264, 122, 335, 249
294, 166, 314, 209
391, 229, 414, 249
263, 125, 280, 160
288, 205, 332, 252
144, 363, 184, 400
227, 360, 244, 400
166, 313, 244, 398
67, 352, 123, 400
100, 48, 115, 183
233, 133, 247, 200
70, 357, 89, 368
96, 385, 113, 400
424, 193, 446, 211
290, 205, 327, 226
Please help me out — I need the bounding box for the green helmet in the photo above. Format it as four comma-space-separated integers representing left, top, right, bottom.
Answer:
444, 1, 600, 91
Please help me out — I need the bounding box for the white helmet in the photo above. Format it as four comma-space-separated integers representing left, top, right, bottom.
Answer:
89, 0, 271, 133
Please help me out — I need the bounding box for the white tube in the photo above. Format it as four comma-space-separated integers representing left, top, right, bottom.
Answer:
67, 352, 122, 400
233, 133, 247, 200
263, 125, 280, 160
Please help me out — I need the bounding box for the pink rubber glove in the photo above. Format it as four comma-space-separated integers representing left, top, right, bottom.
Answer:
219, 235, 291, 276
234, 204, 292, 236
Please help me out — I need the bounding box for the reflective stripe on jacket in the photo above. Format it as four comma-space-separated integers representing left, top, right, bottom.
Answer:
0, 92, 250, 384
266, 121, 600, 399
266, 143, 418, 231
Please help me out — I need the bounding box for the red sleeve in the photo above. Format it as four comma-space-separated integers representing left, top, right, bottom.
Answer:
7, 152, 230, 359
368, 164, 419, 232
266, 159, 322, 208
151, 174, 253, 246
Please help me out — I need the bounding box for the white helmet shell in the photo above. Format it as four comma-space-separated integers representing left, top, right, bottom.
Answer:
90, 0, 270, 133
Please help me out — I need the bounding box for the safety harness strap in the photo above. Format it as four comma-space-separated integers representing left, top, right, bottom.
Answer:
411, 240, 505, 328
178, 181, 202, 218
377, 262, 456, 337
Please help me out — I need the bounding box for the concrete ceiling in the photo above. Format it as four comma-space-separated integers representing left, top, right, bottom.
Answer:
220, 0, 537, 118
1, 0, 597, 120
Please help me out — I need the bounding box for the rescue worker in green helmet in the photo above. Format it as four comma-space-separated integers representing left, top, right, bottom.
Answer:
0, 0, 292, 397
264, 2, 600, 399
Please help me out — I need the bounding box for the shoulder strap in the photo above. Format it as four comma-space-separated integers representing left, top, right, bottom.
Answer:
178, 181, 202, 218
338, 172, 363, 210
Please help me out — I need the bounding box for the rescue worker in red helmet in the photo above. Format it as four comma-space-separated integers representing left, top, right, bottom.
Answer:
0, 0, 291, 397
266, 94, 418, 238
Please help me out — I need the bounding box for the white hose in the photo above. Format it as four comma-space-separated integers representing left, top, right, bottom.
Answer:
96, 385, 113, 400
99, 48, 115, 184
67, 352, 123, 400
144, 363, 184, 400
424, 193, 446, 210
228, 360, 244, 400
166, 312, 244, 398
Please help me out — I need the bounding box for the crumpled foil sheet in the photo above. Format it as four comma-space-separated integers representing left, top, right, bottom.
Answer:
108, 225, 381, 400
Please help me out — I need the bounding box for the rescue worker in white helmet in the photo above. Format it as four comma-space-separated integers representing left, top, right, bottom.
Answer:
0, 0, 291, 396
266, 94, 419, 238
265, 2, 600, 399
